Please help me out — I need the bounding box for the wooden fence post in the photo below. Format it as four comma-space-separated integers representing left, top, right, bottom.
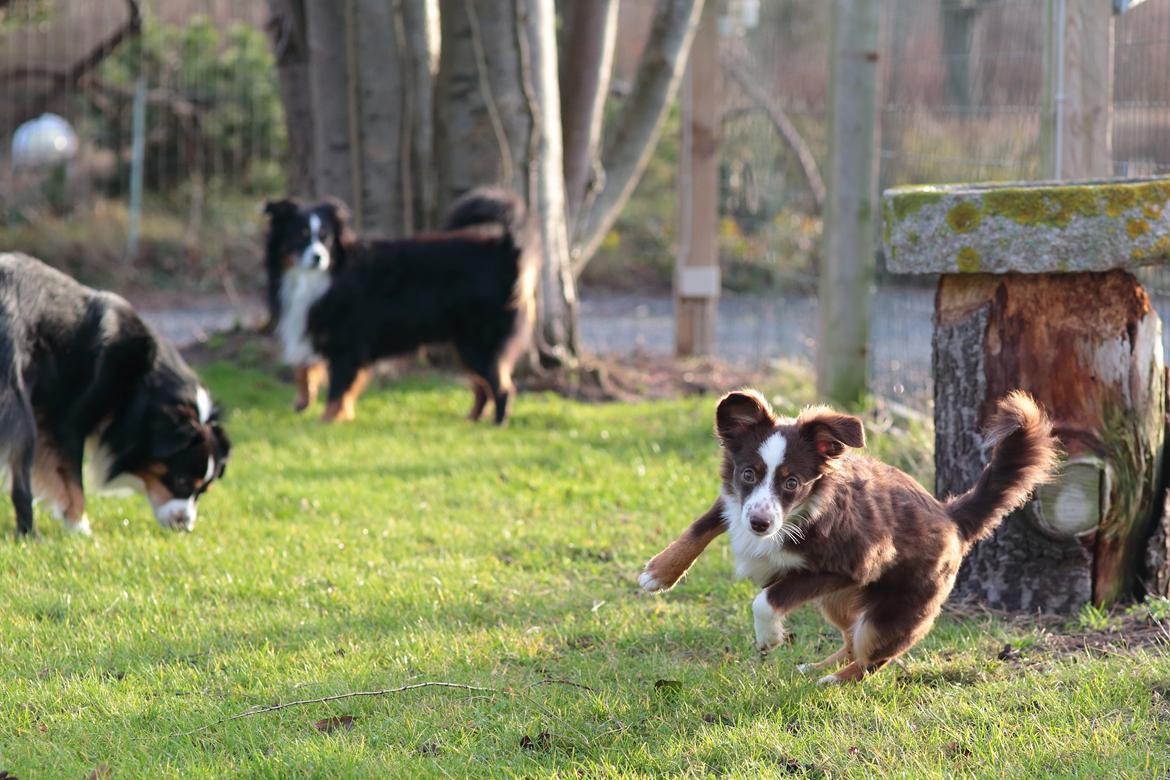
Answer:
674, 1, 719, 357
1042, 0, 1114, 179
817, 0, 880, 405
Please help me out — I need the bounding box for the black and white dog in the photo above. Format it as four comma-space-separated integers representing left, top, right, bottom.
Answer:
263, 188, 539, 424
0, 252, 231, 535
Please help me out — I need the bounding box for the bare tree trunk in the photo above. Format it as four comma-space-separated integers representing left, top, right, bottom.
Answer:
402, 0, 440, 229
435, 0, 577, 364
570, 0, 704, 270
305, 1, 356, 207
266, 0, 314, 198
353, 0, 406, 234
559, 0, 617, 228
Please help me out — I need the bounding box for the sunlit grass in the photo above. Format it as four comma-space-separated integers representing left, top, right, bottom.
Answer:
0, 366, 1166, 778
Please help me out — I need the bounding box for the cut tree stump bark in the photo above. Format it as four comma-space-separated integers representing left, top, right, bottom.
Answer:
884, 177, 1170, 612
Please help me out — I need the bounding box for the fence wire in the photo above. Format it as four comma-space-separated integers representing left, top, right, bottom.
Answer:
1, 1, 1170, 413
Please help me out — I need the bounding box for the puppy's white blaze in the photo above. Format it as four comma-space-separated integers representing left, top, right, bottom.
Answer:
740, 431, 788, 527
196, 386, 213, 424
758, 432, 787, 474
154, 496, 197, 531
203, 455, 215, 483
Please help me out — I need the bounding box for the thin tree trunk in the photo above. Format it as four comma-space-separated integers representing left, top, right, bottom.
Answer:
305, 1, 356, 206
354, 0, 405, 234
570, 0, 704, 271
266, 0, 314, 198
434, 0, 577, 364
401, 0, 439, 229
559, 0, 618, 228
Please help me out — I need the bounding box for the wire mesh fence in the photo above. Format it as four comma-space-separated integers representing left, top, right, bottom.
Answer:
1, 0, 1169, 412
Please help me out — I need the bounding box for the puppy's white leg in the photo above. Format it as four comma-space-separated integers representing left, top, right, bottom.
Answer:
753, 590, 785, 653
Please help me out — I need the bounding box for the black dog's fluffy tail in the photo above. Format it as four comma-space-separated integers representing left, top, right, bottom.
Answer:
443, 187, 533, 250
946, 391, 1059, 548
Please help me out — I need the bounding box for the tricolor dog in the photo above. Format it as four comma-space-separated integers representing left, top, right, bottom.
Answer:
640, 389, 1057, 683
0, 252, 230, 535
263, 188, 539, 424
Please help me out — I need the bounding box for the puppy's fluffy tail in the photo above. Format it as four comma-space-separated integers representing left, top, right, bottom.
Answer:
945, 391, 1059, 548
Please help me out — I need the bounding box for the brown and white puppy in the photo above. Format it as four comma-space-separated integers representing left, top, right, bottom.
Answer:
640, 389, 1057, 683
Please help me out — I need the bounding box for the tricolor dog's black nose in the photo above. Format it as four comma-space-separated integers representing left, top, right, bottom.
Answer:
749, 513, 771, 534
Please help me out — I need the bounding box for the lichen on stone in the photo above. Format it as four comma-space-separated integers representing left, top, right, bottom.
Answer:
947, 201, 982, 233
1127, 218, 1149, 239
956, 246, 980, 273
890, 189, 944, 223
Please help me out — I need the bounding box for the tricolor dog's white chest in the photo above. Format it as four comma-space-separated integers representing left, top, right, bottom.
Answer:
277, 268, 331, 366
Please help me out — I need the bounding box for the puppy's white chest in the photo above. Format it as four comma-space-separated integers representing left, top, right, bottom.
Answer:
730, 534, 807, 586
722, 493, 806, 586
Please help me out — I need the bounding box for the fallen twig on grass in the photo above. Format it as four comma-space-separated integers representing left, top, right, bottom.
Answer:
171, 677, 596, 738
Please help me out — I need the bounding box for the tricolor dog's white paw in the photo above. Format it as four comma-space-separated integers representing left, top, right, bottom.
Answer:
796, 663, 814, 674
639, 569, 665, 592
816, 674, 842, 686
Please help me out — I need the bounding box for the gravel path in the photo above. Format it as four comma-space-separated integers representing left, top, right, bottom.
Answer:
138, 284, 938, 408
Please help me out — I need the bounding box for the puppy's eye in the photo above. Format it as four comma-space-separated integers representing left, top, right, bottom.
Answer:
783, 476, 800, 492
741, 467, 757, 484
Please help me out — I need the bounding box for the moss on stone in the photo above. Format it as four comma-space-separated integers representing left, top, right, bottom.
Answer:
908, 231, 919, 246
982, 186, 1100, 228
1127, 218, 1149, 238
946, 201, 981, 233
956, 246, 980, 272
1103, 187, 1137, 218
890, 190, 944, 223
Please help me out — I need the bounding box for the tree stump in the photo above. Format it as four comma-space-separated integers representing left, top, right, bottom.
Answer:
884, 178, 1170, 612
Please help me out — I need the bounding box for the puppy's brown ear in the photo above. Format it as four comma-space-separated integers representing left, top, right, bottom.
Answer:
798, 407, 865, 458
715, 390, 775, 443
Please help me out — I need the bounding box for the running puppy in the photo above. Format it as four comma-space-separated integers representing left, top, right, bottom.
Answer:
640, 389, 1057, 683
0, 252, 230, 536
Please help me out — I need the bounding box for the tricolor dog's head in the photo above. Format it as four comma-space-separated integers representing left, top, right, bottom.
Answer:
103, 382, 232, 533
716, 390, 865, 541
262, 197, 353, 325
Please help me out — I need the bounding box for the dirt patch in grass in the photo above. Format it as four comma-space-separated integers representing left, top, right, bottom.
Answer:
945, 602, 1170, 661
182, 329, 779, 403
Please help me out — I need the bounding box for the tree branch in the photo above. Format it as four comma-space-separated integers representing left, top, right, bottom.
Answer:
570, 0, 704, 273
558, 0, 618, 228
0, 0, 142, 91
721, 50, 825, 211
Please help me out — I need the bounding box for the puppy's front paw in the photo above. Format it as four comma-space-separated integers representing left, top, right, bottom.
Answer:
796, 663, 814, 674
638, 569, 666, 592
639, 554, 684, 592
752, 591, 786, 653
816, 674, 842, 686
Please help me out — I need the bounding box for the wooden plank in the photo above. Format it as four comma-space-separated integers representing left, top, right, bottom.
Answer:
674, 1, 719, 357
1043, 0, 1114, 179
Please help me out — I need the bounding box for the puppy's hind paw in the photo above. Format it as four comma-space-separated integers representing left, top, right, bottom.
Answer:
816, 674, 842, 686
796, 663, 814, 674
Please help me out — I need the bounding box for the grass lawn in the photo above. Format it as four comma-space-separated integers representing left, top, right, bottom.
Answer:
1, 364, 1168, 778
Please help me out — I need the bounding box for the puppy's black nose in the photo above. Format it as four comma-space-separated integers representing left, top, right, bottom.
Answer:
749, 514, 771, 534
